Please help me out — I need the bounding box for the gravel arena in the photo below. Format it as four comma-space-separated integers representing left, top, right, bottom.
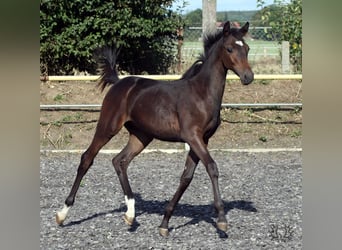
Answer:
40, 149, 302, 249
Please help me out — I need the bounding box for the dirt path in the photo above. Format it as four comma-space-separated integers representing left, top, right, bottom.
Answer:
40, 79, 302, 151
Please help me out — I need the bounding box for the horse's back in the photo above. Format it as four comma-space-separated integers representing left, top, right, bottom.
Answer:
102, 76, 154, 104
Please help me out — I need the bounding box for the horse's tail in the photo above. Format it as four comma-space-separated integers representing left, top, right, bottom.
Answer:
96, 46, 121, 92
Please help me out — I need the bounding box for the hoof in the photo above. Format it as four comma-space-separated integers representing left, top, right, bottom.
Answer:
159, 227, 169, 237
217, 222, 228, 232
56, 205, 70, 225
123, 214, 134, 226
55, 212, 65, 225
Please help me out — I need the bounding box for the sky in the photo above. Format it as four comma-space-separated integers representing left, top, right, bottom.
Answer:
172, 0, 275, 12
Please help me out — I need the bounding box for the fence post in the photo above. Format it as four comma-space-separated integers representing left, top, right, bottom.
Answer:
282, 41, 290, 73
176, 27, 184, 73
202, 0, 216, 35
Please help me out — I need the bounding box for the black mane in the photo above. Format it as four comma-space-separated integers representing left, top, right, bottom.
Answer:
202, 27, 243, 58
201, 30, 222, 60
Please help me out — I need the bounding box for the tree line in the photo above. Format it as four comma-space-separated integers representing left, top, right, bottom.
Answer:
40, 0, 301, 75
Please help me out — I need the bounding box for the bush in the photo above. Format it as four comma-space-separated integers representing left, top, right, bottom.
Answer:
40, 0, 184, 75
257, 0, 302, 71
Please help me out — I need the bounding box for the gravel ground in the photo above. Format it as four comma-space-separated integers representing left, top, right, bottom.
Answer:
40, 150, 302, 249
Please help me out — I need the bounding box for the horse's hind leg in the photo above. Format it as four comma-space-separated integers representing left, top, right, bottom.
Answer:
112, 130, 152, 226
55, 131, 113, 225
56, 114, 124, 225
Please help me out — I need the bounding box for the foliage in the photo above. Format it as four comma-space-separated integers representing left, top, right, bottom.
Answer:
40, 0, 185, 75
183, 9, 258, 42
184, 9, 257, 27
252, 4, 283, 28
184, 8, 202, 26
256, 0, 302, 71
217, 10, 257, 23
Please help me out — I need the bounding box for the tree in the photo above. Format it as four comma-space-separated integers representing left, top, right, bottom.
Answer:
40, 0, 185, 75
184, 8, 202, 26
257, 0, 302, 71
251, 4, 283, 28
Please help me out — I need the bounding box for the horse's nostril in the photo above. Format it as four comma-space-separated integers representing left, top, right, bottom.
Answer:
242, 72, 254, 84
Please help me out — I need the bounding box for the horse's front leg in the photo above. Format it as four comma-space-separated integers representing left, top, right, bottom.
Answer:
159, 149, 200, 236
186, 135, 228, 232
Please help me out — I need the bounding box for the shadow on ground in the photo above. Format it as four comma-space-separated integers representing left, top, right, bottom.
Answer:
61, 193, 257, 238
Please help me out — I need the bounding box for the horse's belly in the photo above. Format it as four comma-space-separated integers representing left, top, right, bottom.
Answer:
130, 104, 182, 141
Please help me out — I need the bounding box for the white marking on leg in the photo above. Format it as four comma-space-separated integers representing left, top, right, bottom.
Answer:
235, 40, 243, 47
57, 204, 70, 222
124, 195, 135, 219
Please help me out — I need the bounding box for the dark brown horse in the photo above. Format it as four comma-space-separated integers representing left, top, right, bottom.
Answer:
56, 21, 254, 236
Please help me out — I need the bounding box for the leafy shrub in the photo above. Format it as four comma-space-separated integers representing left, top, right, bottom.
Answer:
257, 0, 302, 72
40, 0, 184, 75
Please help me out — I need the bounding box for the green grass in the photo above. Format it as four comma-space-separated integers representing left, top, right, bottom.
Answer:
51, 113, 84, 127
290, 130, 302, 138
259, 135, 268, 142
183, 40, 279, 46
53, 94, 64, 102
181, 39, 280, 64
176, 39, 282, 74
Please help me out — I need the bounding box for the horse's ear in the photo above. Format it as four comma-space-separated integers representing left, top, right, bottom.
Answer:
240, 22, 249, 35
223, 21, 231, 37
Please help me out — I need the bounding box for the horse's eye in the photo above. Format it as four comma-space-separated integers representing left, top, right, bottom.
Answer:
227, 47, 233, 53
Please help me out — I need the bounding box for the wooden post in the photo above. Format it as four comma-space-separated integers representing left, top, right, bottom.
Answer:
282, 41, 290, 73
176, 27, 184, 74
202, 0, 216, 36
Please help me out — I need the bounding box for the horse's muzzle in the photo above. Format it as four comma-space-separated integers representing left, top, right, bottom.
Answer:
241, 70, 254, 85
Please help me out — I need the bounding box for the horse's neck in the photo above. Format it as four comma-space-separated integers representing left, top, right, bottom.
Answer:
194, 51, 227, 102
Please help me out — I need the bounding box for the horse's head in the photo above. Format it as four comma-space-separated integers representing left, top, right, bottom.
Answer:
221, 21, 254, 85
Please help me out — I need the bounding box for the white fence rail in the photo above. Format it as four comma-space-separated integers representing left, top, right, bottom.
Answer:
40, 74, 302, 110
40, 74, 302, 82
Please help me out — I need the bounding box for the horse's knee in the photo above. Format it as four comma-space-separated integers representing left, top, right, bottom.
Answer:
112, 154, 129, 174
207, 162, 219, 178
